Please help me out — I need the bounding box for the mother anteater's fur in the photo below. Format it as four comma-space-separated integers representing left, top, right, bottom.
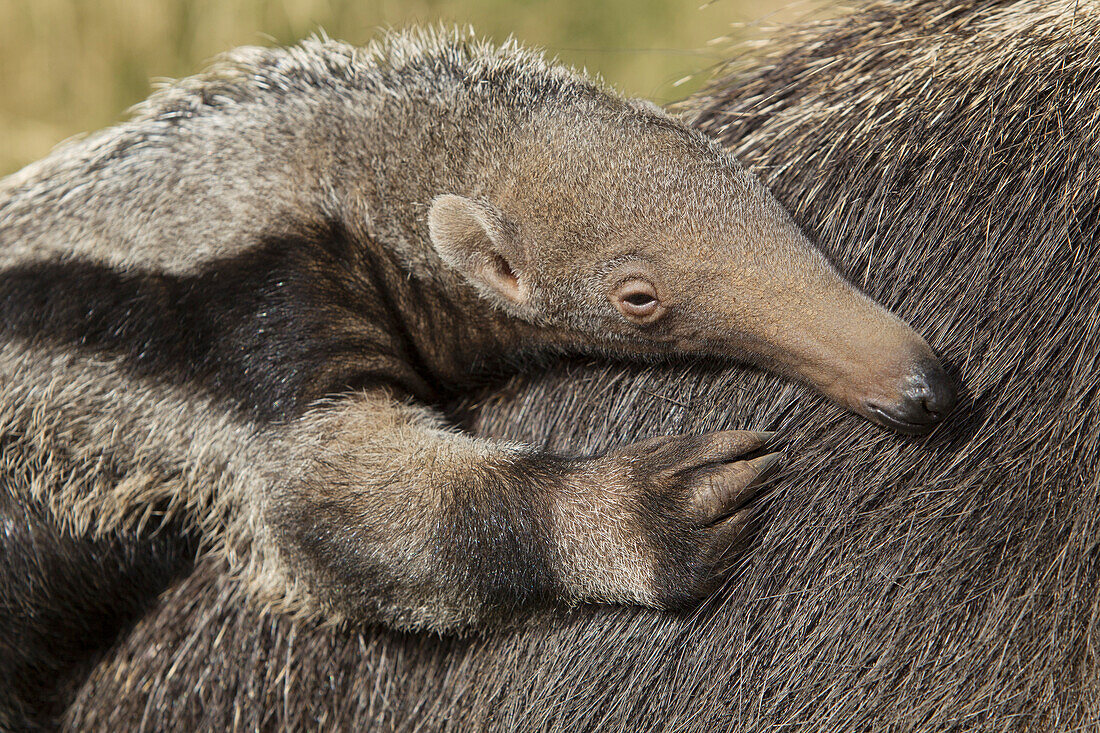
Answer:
50, 0, 1100, 729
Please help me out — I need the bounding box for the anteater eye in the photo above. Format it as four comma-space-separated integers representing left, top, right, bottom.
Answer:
612, 278, 664, 322
624, 292, 656, 307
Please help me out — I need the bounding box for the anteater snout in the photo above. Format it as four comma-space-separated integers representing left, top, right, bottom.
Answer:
864, 357, 957, 434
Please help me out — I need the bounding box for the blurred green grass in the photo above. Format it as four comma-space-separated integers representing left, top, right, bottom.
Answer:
0, 0, 827, 176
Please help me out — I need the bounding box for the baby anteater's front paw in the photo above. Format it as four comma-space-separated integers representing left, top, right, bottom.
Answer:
617, 430, 781, 605
555, 430, 780, 609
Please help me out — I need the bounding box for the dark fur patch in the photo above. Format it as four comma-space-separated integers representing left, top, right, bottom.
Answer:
270, 451, 564, 629
0, 491, 195, 731
438, 454, 564, 611
0, 226, 434, 422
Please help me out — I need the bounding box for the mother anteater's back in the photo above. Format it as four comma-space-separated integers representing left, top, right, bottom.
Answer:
64, 1, 1100, 730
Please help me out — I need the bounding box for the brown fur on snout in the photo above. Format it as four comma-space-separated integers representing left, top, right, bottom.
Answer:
685, 239, 943, 428
481, 116, 950, 431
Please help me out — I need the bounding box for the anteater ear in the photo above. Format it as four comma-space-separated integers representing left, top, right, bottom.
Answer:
428, 194, 529, 307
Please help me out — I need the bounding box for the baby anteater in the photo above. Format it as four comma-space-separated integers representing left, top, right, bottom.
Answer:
0, 28, 954, 631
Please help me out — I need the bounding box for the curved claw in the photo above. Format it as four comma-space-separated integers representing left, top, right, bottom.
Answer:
686, 429, 776, 466
691, 451, 783, 522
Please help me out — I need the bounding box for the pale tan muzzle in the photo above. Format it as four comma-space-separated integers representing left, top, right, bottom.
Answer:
709, 249, 956, 434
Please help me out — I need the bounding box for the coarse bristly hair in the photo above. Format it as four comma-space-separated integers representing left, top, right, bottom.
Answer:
47, 1, 1100, 730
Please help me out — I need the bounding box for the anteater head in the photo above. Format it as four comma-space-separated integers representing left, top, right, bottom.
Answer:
427, 98, 956, 434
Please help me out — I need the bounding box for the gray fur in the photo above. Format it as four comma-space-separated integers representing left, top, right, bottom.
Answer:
0, 23, 934, 659
50, 1, 1100, 731
2, 21, 957, 730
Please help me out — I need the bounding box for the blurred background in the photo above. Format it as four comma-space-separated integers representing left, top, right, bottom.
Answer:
0, 0, 832, 176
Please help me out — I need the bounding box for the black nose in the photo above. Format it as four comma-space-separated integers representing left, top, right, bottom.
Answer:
909, 359, 957, 418
866, 358, 958, 434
